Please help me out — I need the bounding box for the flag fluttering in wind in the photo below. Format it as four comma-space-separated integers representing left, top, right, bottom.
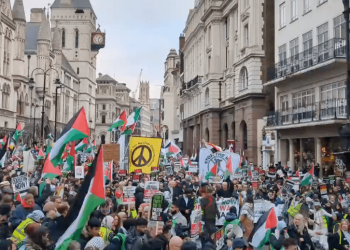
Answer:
75, 138, 88, 152
207, 142, 223, 153
0, 136, 6, 149
47, 133, 54, 140
300, 164, 314, 186
41, 108, 90, 194
10, 123, 22, 149
46, 142, 53, 157
85, 140, 95, 154
0, 139, 8, 168
162, 141, 181, 158
251, 207, 278, 248
37, 149, 45, 160
14, 193, 22, 203
125, 107, 142, 128
55, 147, 106, 250
63, 141, 76, 172
109, 110, 127, 132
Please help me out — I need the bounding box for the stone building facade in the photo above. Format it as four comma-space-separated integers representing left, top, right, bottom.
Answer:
179, 0, 275, 163
0, 0, 103, 146
95, 74, 130, 145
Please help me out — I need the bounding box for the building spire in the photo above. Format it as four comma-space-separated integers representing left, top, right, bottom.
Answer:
52, 22, 62, 51
12, 0, 26, 22
38, 10, 51, 41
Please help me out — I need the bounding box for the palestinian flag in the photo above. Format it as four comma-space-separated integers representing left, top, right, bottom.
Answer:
0, 140, 7, 168
12, 123, 22, 143
207, 142, 222, 153
75, 138, 88, 152
121, 123, 136, 135
205, 164, 217, 180
162, 142, 181, 157
301, 164, 314, 186
252, 207, 278, 248
61, 143, 71, 160
107, 161, 113, 180
0, 136, 6, 149
35, 145, 39, 151
14, 193, 22, 202
109, 110, 127, 132
22, 144, 27, 151
226, 155, 234, 176
63, 141, 76, 172
55, 147, 106, 250
85, 140, 95, 154
46, 142, 52, 157
37, 149, 45, 160
47, 133, 54, 140
125, 107, 142, 127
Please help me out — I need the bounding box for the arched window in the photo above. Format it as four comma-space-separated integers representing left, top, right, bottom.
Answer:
17, 92, 24, 115
3, 29, 11, 76
240, 121, 248, 150
101, 134, 106, 145
205, 87, 210, 105
240, 67, 248, 90
75, 29, 79, 48
62, 28, 66, 48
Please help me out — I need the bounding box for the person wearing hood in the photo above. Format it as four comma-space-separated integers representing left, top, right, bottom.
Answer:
9, 193, 42, 230
135, 185, 145, 212
270, 221, 289, 250
99, 215, 114, 244
225, 206, 238, 224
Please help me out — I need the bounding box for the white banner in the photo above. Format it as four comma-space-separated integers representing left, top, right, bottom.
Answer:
75, 166, 84, 179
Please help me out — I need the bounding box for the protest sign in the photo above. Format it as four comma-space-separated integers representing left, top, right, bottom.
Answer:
194, 197, 202, 211
12, 175, 29, 193
182, 157, 189, 167
214, 227, 225, 250
123, 186, 136, 203
103, 144, 120, 162
329, 175, 335, 185
252, 182, 258, 188
75, 166, 84, 179
22, 151, 35, 172
188, 162, 198, 173
135, 169, 142, 175
253, 199, 274, 223
132, 175, 140, 182
174, 162, 181, 172
144, 181, 159, 202
119, 170, 127, 176
150, 192, 164, 221
190, 209, 202, 240
320, 185, 327, 195
216, 198, 240, 226
165, 164, 173, 175
151, 167, 159, 173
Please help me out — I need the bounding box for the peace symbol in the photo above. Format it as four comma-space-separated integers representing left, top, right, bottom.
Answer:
131, 145, 152, 167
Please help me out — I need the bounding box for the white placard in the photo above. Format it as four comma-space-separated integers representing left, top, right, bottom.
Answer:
12, 175, 30, 193
75, 165, 84, 179
216, 198, 240, 226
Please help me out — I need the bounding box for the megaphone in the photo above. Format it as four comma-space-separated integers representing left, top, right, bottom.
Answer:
227, 224, 243, 239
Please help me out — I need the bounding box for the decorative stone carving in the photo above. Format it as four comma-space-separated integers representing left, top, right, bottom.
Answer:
241, 12, 250, 22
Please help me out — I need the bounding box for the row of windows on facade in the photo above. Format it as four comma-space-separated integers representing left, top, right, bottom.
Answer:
279, 81, 346, 111
279, 0, 327, 29
278, 15, 345, 64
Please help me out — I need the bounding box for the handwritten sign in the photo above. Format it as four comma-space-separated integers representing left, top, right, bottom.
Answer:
214, 227, 225, 250
12, 175, 29, 193
103, 144, 120, 162
216, 198, 240, 226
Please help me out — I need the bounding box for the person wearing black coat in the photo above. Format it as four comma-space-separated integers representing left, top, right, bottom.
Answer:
135, 186, 144, 212
0, 204, 11, 243
178, 188, 195, 220
328, 219, 350, 250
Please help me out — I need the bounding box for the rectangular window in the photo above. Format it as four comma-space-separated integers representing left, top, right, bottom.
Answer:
244, 24, 249, 46
102, 115, 106, 124
302, 31, 313, 57
280, 95, 289, 111
293, 89, 315, 108
321, 82, 346, 101
304, 0, 310, 13
334, 15, 346, 39
317, 23, 328, 44
279, 3, 286, 28
291, 0, 297, 21
320, 82, 346, 118
278, 44, 287, 65
290, 38, 299, 60
225, 18, 229, 39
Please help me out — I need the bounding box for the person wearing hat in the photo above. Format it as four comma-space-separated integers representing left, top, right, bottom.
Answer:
231, 238, 245, 250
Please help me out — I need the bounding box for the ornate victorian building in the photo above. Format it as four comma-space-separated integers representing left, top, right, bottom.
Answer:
0, 0, 104, 145
177, 0, 275, 163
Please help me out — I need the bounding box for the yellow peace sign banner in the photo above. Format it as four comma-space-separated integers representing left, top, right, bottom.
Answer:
129, 137, 163, 174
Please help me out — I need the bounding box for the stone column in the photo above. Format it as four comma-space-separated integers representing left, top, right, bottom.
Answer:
299, 139, 303, 170
315, 137, 322, 178
289, 139, 295, 171
229, 11, 235, 66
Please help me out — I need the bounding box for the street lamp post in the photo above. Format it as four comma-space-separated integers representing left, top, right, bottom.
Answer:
54, 83, 64, 141
29, 68, 61, 146
29, 81, 35, 147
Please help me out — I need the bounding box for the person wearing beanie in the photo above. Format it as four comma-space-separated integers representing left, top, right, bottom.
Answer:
270, 221, 289, 250
232, 238, 245, 250
126, 218, 148, 250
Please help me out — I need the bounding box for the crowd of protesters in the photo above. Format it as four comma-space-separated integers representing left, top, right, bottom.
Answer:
0, 144, 350, 250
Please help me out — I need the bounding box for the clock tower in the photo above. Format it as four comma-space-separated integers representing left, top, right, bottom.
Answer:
51, 0, 105, 138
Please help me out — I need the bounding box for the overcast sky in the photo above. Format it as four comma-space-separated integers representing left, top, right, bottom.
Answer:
11, 0, 194, 98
